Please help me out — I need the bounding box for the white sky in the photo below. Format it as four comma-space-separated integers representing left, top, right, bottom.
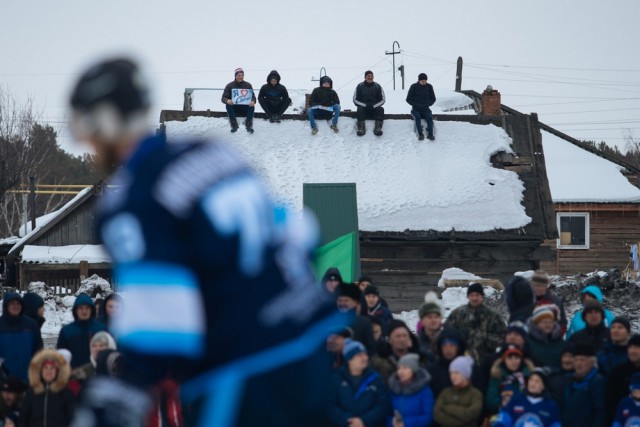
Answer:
2, 1, 640, 155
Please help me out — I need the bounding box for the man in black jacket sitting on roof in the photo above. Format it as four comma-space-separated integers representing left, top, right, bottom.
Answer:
406, 72, 436, 141
353, 70, 385, 137
258, 70, 291, 123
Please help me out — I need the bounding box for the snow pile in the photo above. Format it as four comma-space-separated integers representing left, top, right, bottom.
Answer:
75, 274, 113, 298
542, 130, 640, 203
166, 116, 530, 232
437, 267, 484, 288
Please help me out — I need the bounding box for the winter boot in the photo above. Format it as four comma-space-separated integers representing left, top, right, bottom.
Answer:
356, 121, 366, 136
275, 115, 281, 123
311, 126, 318, 135
427, 132, 435, 141
269, 115, 275, 123
418, 132, 425, 141
230, 118, 239, 133
330, 123, 339, 133
373, 120, 383, 136
246, 119, 254, 134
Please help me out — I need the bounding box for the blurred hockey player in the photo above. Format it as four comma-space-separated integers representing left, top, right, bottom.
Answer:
68, 57, 341, 427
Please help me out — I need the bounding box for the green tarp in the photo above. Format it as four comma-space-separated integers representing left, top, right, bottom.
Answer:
313, 231, 356, 284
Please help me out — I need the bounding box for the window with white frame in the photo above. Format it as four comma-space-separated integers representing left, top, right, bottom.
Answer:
557, 213, 589, 249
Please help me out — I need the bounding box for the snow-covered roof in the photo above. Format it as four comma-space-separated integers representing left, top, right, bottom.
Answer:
8, 187, 93, 255
165, 93, 531, 232
542, 130, 640, 203
20, 244, 111, 264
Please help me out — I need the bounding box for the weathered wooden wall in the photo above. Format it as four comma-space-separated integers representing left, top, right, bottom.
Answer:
540, 205, 640, 275
30, 201, 98, 246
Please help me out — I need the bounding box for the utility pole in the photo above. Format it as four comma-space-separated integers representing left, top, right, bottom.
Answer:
398, 65, 405, 90
29, 176, 36, 230
455, 56, 463, 92
385, 41, 401, 90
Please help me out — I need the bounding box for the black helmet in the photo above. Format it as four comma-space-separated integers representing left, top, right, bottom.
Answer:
70, 57, 150, 139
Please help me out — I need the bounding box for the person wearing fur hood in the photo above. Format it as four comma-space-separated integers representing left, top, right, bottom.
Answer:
485, 344, 536, 414
19, 349, 75, 427
387, 353, 435, 427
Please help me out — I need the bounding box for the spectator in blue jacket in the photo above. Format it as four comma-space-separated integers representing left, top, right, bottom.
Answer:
597, 316, 630, 377
492, 368, 561, 427
406, 73, 436, 141
387, 353, 434, 427
0, 293, 43, 381
613, 372, 640, 427
328, 339, 391, 427
56, 293, 106, 368
560, 342, 606, 427
566, 285, 615, 339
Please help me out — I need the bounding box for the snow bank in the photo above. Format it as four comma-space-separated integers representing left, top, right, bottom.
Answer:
21, 245, 111, 264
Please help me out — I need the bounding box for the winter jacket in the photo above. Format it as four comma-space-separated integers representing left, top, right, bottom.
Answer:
505, 276, 535, 323
367, 302, 393, 334
568, 323, 609, 353
387, 368, 434, 427
485, 357, 535, 414
372, 349, 430, 385
606, 362, 640, 423
596, 340, 628, 377
406, 82, 436, 111
433, 384, 483, 427
309, 77, 340, 107
56, 294, 107, 368
19, 349, 75, 427
0, 293, 43, 381
526, 319, 565, 370
493, 393, 561, 427
258, 70, 291, 106
417, 328, 440, 361
612, 396, 640, 427
353, 81, 385, 109
566, 286, 615, 339
327, 366, 391, 427
561, 367, 606, 427
220, 80, 256, 104
444, 304, 506, 364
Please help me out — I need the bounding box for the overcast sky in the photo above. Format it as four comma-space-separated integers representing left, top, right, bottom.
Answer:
2, 0, 639, 155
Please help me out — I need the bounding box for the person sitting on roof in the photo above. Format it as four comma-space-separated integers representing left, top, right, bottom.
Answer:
258, 70, 291, 123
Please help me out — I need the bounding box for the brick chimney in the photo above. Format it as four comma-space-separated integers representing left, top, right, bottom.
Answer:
481, 86, 502, 115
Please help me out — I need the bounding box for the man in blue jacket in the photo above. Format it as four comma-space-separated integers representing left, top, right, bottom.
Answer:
68, 56, 340, 427
0, 293, 42, 381
406, 73, 436, 141
56, 293, 107, 368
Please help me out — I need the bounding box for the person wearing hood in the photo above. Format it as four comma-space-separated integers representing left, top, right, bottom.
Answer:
526, 304, 565, 370
323, 267, 344, 293
353, 70, 385, 137
22, 293, 45, 330
566, 285, 615, 339
492, 368, 561, 427
258, 70, 291, 123
71, 331, 117, 384
406, 73, 436, 141
308, 76, 341, 135
387, 353, 435, 427
485, 344, 535, 415
19, 349, 75, 427
0, 293, 43, 382
56, 293, 106, 369
504, 276, 535, 324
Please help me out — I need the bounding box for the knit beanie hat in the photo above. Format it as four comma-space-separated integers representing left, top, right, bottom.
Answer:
388, 319, 412, 338
364, 70, 373, 77
572, 342, 596, 357
506, 321, 528, 340
363, 286, 380, 297
418, 73, 428, 81
336, 283, 361, 301
528, 367, 549, 389
449, 355, 473, 380
419, 291, 442, 318
398, 353, 420, 374
501, 344, 523, 360
629, 334, 640, 348
611, 316, 631, 333
234, 67, 244, 76
1, 376, 27, 393
531, 270, 550, 286
342, 339, 366, 362
531, 304, 557, 324
467, 283, 484, 297
581, 299, 604, 321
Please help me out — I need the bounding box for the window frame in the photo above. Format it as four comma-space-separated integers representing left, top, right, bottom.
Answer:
556, 212, 590, 250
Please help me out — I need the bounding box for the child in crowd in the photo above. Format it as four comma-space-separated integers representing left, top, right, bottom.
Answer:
613, 372, 640, 427
486, 344, 535, 414
433, 356, 483, 427
387, 353, 435, 427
